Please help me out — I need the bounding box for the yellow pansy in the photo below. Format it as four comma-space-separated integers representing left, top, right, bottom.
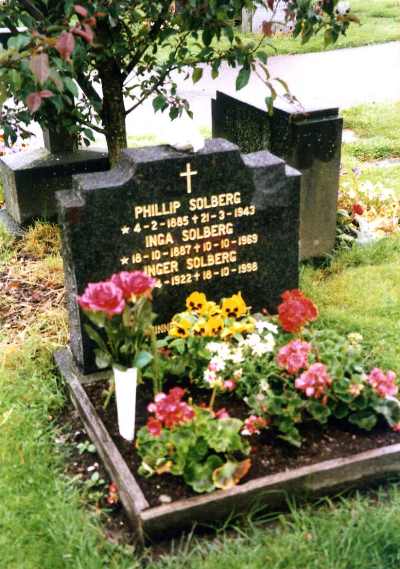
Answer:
204, 301, 222, 317
169, 318, 192, 338
205, 315, 225, 337
192, 319, 208, 336
220, 318, 256, 339
186, 291, 208, 314
221, 292, 248, 319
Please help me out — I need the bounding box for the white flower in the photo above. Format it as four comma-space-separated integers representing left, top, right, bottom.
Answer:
209, 356, 225, 372
204, 369, 217, 385
251, 342, 273, 357
207, 341, 231, 361
260, 380, 270, 393
335, 1, 351, 16
245, 333, 262, 348
206, 341, 222, 354
256, 320, 278, 335
230, 348, 244, 364
263, 333, 276, 352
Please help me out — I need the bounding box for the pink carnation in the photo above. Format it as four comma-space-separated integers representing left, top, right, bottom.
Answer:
391, 423, 400, 433
77, 281, 125, 317
367, 368, 398, 398
295, 363, 332, 399
111, 271, 156, 300
277, 340, 312, 375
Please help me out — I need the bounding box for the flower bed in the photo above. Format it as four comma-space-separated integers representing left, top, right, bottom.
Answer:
54, 270, 400, 541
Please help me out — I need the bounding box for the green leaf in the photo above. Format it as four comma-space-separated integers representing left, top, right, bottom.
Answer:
133, 350, 153, 370
152, 94, 167, 113
95, 350, 111, 370
184, 455, 223, 493
84, 324, 108, 353
236, 66, 251, 91
192, 67, 203, 84
348, 411, 377, 431
64, 77, 79, 97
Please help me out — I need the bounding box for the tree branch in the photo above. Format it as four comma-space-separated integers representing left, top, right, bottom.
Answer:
16, 0, 45, 21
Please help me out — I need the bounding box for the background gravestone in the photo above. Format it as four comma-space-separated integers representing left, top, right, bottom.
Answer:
0, 28, 110, 229
212, 91, 343, 259
57, 138, 301, 374
0, 145, 109, 225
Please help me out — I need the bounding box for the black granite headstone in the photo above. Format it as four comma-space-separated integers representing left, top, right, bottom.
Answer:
57, 139, 301, 373
0, 148, 109, 225
212, 91, 343, 259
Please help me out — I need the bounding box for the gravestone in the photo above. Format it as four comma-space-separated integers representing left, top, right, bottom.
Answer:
57, 139, 301, 373
212, 91, 343, 259
0, 28, 110, 229
0, 146, 109, 225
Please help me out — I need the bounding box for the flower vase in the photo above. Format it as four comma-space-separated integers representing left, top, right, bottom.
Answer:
113, 366, 138, 441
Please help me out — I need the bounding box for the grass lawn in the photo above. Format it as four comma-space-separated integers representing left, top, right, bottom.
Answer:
1, 100, 400, 567
247, 0, 400, 56
341, 101, 400, 196
1, 225, 400, 568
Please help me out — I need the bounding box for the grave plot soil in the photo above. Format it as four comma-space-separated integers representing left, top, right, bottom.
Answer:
85, 379, 400, 508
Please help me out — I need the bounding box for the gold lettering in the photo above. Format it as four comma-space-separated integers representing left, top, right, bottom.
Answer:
186, 250, 237, 270
181, 223, 234, 242
154, 323, 172, 334
134, 200, 181, 219
144, 261, 179, 276
145, 232, 174, 247
189, 192, 241, 212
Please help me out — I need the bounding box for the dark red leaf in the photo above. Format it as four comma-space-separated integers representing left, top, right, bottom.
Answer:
55, 31, 75, 61
74, 4, 88, 17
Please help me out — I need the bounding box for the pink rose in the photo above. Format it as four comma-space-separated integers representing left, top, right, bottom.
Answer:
277, 340, 312, 375
111, 271, 156, 299
77, 281, 125, 317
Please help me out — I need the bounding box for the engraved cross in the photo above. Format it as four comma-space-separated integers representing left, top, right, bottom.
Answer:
180, 162, 198, 194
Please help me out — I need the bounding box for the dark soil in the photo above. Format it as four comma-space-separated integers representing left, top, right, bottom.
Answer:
84, 379, 400, 509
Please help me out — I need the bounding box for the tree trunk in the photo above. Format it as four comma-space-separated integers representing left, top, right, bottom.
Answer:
98, 60, 127, 166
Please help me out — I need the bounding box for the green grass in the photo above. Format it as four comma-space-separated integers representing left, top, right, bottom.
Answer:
3, 219, 400, 567
342, 102, 400, 163
241, 0, 400, 56
147, 490, 400, 569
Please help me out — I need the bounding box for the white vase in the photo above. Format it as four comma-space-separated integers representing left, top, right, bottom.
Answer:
113, 366, 138, 441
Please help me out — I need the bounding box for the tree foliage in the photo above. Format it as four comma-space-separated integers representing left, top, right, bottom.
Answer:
0, 0, 357, 162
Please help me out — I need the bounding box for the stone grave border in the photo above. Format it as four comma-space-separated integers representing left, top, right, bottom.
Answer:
55, 347, 400, 546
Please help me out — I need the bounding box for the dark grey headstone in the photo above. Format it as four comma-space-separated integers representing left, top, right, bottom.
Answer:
58, 139, 301, 373
0, 149, 109, 225
212, 91, 343, 259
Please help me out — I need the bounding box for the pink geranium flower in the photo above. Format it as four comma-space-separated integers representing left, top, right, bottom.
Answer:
111, 271, 156, 299
295, 363, 332, 399
215, 408, 231, 420
367, 368, 398, 398
147, 388, 195, 431
277, 340, 312, 374
147, 417, 162, 437
241, 415, 268, 436
77, 281, 125, 317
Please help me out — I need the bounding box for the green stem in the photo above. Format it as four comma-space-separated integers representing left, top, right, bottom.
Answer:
151, 328, 162, 396
209, 387, 218, 411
